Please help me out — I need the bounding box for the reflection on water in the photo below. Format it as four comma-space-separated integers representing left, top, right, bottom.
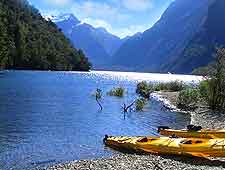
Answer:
0, 71, 198, 170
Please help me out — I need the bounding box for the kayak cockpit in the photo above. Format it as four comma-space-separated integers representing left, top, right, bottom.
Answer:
180, 139, 204, 145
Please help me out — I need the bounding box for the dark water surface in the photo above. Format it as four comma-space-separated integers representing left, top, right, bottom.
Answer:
0, 71, 199, 170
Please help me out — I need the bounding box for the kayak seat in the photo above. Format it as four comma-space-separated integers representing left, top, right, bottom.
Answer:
137, 137, 148, 142
158, 126, 170, 133
170, 134, 178, 138
181, 140, 203, 145
182, 140, 192, 144
187, 125, 202, 131
195, 140, 203, 144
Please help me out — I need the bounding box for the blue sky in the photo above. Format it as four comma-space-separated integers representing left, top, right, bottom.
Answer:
28, 0, 174, 38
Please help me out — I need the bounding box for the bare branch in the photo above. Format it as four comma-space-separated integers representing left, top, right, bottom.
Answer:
123, 101, 135, 113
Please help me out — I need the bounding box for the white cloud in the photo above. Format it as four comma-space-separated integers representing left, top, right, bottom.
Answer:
45, 0, 72, 7
112, 25, 148, 38
82, 17, 148, 38
41, 9, 60, 19
83, 18, 113, 31
71, 1, 129, 23
122, 0, 153, 11
39, 0, 152, 38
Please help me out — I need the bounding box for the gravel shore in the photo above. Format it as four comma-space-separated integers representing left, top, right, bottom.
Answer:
40, 92, 225, 170
157, 91, 225, 129
42, 154, 225, 170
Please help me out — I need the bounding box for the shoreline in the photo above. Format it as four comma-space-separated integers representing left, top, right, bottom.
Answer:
154, 91, 223, 129
150, 91, 188, 113
43, 154, 225, 170
41, 91, 225, 170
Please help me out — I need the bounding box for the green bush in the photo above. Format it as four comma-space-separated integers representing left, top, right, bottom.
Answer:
107, 87, 125, 97
154, 81, 185, 92
136, 81, 154, 99
165, 81, 186, 91
135, 98, 147, 111
198, 80, 209, 100
154, 83, 168, 91
194, 48, 225, 111
207, 48, 225, 111
177, 89, 200, 110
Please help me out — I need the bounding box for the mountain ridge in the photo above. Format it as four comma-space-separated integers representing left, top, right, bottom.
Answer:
112, 0, 213, 73
52, 13, 124, 69
161, 0, 225, 73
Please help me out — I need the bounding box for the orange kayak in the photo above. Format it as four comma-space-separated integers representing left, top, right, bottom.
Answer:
104, 135, 225, 157
158, 126, 225, 139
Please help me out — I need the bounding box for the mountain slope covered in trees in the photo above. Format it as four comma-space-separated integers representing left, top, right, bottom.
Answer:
161, 0, 225, 73
112, 0, 213, 73
0, 0, 91, 71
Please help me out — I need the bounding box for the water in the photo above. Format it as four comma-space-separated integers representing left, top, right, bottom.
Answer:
0, 71, 201, 170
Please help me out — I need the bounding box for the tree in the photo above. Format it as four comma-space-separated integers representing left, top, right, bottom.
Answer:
207, 48, 225, 111
0, 0, 91, 71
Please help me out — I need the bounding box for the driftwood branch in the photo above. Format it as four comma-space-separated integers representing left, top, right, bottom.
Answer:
96, 96, 103, 111
123, 101, 135, 113
95, 88, 103, 111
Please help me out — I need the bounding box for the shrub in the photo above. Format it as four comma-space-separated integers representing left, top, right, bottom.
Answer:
198, 80, 209, 100
136, 81, 186, 99
177, 89, 200, 111
206, 48, 225, 111
154, 83, 168, 91
166, 81, 185, 92
136, 81, 154, 99
107, 87, 125, 97
154, 81, 185, 92
135, 98, 147, 111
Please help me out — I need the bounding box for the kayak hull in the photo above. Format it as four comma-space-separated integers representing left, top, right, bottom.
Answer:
104, 136, 225, 157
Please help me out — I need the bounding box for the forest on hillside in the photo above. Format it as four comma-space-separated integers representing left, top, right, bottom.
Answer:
0, 0, 91, 71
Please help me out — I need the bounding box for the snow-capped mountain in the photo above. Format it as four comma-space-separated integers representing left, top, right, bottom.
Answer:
50, 13, 124, 69
45, 13, 80, 23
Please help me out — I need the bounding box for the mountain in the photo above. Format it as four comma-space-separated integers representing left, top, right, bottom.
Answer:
52, 14, 123, 69
0, 0, 91, 71
94, 27, 124, 56
112, 0, 213, 73
52, 13, 80, 36
161, 0, 225, 73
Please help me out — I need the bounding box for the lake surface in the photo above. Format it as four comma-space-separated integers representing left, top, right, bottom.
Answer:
0, 71, 202, 170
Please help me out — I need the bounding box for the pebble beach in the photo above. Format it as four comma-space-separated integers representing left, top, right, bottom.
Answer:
40, 92, 225, 170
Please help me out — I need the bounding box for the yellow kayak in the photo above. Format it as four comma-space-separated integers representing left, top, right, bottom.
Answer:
158, 126, 225, 139
104, 135, 225, 157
